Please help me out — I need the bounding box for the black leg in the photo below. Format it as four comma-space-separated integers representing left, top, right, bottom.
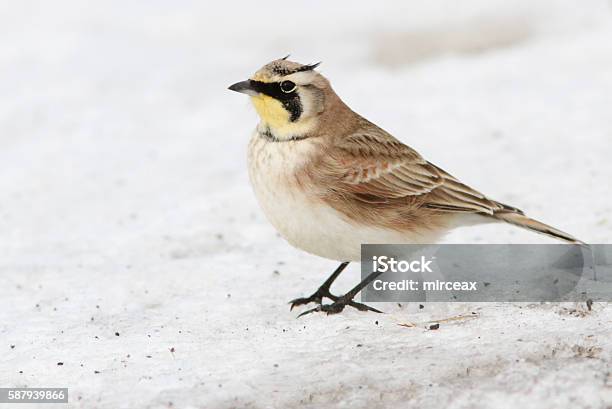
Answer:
289, 262, 349, 310
297, 268, 386, 317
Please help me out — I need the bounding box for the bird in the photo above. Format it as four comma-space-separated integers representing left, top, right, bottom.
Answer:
228, 57, 583, 316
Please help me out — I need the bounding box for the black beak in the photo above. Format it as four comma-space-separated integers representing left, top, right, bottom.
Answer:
228, 80, 258, 96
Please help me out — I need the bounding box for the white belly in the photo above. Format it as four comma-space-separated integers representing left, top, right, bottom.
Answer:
247, 133, 444, 261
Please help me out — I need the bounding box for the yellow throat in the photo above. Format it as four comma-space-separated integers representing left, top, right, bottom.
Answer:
250, 94, 289, 130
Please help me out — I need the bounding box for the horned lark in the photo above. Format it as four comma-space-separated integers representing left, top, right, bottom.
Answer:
228, 57, 583, 316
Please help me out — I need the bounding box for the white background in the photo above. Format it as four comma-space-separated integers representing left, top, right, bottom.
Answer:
1, 1, 611, 408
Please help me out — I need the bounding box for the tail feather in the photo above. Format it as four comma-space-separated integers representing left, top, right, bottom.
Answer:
493, 211, 585, 245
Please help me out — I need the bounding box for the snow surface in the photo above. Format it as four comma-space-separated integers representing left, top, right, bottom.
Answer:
1, 1, 612, 408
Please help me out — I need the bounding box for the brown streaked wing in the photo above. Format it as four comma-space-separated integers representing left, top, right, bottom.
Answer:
323, 128, 506, 214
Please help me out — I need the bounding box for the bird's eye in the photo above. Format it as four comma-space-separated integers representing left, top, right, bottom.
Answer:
280, 81, 296, 93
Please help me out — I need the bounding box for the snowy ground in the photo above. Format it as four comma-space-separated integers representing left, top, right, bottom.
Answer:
1, 1, 612, 408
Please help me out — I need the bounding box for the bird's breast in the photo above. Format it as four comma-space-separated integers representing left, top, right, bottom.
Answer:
247, 132, 334, 255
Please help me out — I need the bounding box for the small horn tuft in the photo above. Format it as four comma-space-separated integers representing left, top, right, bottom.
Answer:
296, 62, 321, 72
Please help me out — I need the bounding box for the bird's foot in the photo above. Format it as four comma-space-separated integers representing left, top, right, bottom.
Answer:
296, 295, 383, 318
289, 287, 338, 310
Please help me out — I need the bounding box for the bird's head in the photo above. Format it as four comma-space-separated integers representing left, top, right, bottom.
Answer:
228, 57, 329, 141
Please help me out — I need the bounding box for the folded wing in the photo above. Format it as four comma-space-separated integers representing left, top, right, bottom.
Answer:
324, 128, 511, 215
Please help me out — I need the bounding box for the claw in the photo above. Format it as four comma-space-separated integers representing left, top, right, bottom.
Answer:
289, 295, 321, 311
347, 301, 383, 313
297, 305, 322, 318
288, 289, 339, 311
